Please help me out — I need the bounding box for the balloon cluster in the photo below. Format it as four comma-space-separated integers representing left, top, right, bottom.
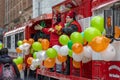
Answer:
15, 16, 117, 71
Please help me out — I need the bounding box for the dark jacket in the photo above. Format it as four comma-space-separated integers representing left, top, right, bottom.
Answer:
0, 54, 20, 79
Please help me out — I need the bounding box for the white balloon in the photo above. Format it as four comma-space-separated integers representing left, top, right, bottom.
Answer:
59, 45, 69, 56
36, 59, 42, 65
82, 56, 91, 63
23, 49, 29, 55
36, 51, 47, 61
32, 59, 37, 66
23, 43, 31, 49
52, 45, 61, 53
19, 45, 24, 50
30, 64, 36, 71
83, 46, 92, 58
72, 52, 84, 62
56, 58, 62, 64
100, 44, 116, 61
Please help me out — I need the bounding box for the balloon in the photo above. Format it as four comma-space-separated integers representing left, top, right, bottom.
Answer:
67, 40, 73, 50
100, 44, 116, 61
30, 48, 34, 54
57, 54, 67, 63
17, 64, 23, 71
27, 57, 33, 65
17, 40, 23, 46
73, 60, 81, 68
23, 43, 31, 50
83, 46, 92, 58
32, 42, 42, 51
44, 58, 55, 68
59, 45, 69, 56
91, 16, 104, 32
13, 59, 19, 65
16, 47, 22, 53
72, 43, 83, 54
32, 59, 41, 66
84, 27, 102, 42
46, 48, 57, 58
56, 58, 62, 64
0, 43, 2, 49
36, 51, 47, 61
72, 52, 84, 62
17, 57, 23, 64
52, 45, 60, 52
81, 32, 84, 38
33, 52, 37, 59
70, 32, 83, 43
82, 56, 92, 63
114, 26, 120, 38
89, 36, 110, 52
59, 35, 70, 45
68, 49, 73, 57
28, 38, 34, 45
23, 39, 28, 44
41, 39, 50, 50
30, 64, 36, 70
38, 38, 43, 43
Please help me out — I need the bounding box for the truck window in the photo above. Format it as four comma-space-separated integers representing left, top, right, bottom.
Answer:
19, 32, 24, 40
7, 36, 11, 49
15, 33, 19, 48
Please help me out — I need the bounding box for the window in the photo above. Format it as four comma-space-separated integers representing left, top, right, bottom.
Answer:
7, 36, 11, 49
19, 32, 24, 40
15, 33, 19, 48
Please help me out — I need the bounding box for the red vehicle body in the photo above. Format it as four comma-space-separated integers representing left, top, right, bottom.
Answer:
4, 0, 120, 80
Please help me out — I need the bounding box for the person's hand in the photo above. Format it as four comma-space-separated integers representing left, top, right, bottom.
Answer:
48, 28, 54, 32
34, 24, 43, 30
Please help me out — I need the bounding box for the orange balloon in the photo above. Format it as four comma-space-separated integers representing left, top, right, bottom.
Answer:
41, 39, 50, 50
38, 38, 43, 43
16, 47, 22, 53
27, 57, 33, 65
73, 60, 81, 68
17, 64, 23, 71
44, 58, 55, 68
28, 38, 34, 45
115, 26, 120, 38
72, 43, 83, 54
89, 36, 110, 52
23, 39, 28, 43
57, 54, 67, 63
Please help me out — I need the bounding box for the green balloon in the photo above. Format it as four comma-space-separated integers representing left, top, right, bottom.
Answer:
68, 50, 73, 57
84, 27, 102, 42
70, 32, 83, 43
17, 57, 23, 64
91, 16, 104, 33
30, 48, 34, 54
33, 52, 37, 59
17, 40, 23, 46
32, 42, 42, 51
46, 48, 57, 58
0, 43, 2, 49
67, 40, 73, 50
13, 59, 19, 65
59, 35, 70, 45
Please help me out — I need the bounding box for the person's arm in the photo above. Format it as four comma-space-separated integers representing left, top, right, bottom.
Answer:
12, 62, 20, 78
62, 24, 78, 35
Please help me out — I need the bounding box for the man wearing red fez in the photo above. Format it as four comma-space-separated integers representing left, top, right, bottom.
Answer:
62, 10, 82, 35
62, 10, 82, 75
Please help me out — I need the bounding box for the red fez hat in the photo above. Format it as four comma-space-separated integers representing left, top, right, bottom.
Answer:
66, 10, 75, 18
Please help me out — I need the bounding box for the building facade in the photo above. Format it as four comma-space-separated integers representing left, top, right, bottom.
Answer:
4, 0, 32, 30
0, 0, 5, 27
33, 0, 65, 18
